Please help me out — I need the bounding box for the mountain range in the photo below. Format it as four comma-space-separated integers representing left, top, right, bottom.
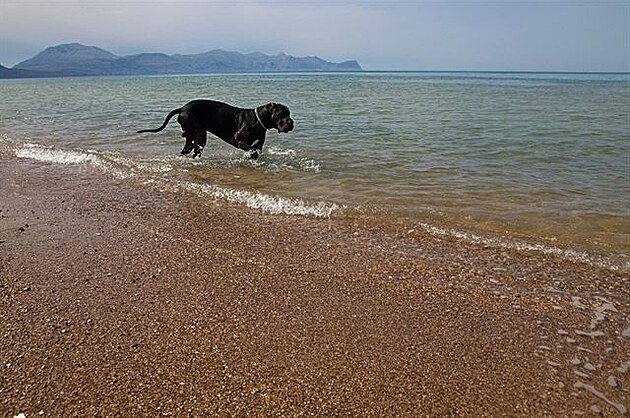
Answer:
1, 43, 362, 78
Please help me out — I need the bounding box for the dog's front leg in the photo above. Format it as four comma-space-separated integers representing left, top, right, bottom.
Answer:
230, 130, 253, 151
230, 130, 265, 159
247, 138, 265, 160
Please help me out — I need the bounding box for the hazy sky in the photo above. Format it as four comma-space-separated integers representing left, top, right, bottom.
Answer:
1, 0, 628, 71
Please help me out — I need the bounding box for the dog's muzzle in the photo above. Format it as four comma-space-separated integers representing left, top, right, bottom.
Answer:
278, 117, 294, 134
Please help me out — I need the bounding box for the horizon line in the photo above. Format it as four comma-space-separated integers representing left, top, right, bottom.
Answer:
2, 70, 629, 81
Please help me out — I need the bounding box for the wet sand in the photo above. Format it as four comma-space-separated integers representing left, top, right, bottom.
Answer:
1, 154, 628, 416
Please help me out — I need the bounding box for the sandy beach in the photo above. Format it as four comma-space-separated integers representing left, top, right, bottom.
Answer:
1, 154, 628, 416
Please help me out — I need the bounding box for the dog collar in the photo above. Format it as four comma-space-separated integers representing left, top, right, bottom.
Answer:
254, 107, 270, 130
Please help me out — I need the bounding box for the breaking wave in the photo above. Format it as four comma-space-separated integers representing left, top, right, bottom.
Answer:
9, 141, 339, 218
418, 223, 629, 272
179, 181, 339, 217
15, 144, 97, 165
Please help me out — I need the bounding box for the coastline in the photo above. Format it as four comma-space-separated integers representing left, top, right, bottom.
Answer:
1, 154, 628, 415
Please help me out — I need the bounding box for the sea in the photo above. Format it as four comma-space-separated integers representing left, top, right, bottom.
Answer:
1, 72, 628, 271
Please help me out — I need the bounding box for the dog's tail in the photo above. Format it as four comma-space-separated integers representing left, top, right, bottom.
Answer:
137, 108, 181, 133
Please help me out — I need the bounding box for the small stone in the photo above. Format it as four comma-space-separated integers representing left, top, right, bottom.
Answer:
607, 375, 618, 387
575, 330, 605, 338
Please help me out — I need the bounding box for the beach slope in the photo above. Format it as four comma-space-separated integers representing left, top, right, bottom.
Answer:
1, 155, 628, 416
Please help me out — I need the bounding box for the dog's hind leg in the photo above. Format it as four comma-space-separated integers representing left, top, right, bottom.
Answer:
178, 111, 202, 156
181, 129, 207, 156
193, 131, 207, 158
180, 133, 195, 155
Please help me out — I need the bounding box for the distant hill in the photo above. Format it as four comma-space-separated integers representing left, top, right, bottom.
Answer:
3, 43, 362, 78
0, 64, 52, 78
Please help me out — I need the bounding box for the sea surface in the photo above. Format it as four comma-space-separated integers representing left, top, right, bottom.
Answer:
1, 72, 628, 270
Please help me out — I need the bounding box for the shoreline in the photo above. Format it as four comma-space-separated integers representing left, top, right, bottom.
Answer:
1, 154, 628, 415
6, 137, 628, 273
2, 70, 629, 81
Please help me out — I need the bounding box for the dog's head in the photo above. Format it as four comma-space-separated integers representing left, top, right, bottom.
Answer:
266, 102, 294, 134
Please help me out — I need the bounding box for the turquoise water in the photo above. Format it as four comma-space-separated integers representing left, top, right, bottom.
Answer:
1, 72, 628, 269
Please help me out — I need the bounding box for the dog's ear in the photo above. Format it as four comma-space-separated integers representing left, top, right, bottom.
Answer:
266, 102, 276, 110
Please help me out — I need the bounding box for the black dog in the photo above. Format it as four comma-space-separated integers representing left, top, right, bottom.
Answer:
137, 100, 294, 159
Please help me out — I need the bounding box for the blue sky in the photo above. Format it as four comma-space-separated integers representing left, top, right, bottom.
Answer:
1, 0, 628, 71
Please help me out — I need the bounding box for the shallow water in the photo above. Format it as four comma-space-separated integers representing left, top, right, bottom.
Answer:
1, 72, 628, 270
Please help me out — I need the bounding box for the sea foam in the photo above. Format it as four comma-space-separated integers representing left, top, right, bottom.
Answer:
10, 141, 339, 219
180, 181, 339, 218
14, 143, 132, 179
15, 145, 96, 165
418, 223, 628, 272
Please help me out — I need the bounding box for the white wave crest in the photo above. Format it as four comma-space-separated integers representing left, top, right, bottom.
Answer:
418, 223, 628, 271
10, 142, 338, 218
260, 146, 321, 172
181, 181, 340, 218
266, 147, 297, 157
13, 143, 135, 179
107, 154, 174, 174
15, 145, 96, 165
